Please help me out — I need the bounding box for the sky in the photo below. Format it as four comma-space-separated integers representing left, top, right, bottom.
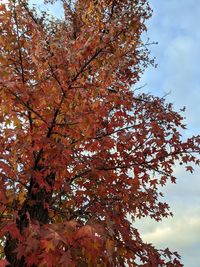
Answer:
28, 1, 200, 266
136, 1, 200, 266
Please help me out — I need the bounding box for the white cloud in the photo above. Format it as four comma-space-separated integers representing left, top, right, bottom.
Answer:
134, 206, 200, 266
141, 211, 200, 247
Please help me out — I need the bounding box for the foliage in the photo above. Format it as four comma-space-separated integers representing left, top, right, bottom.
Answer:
0, 0, 199, 266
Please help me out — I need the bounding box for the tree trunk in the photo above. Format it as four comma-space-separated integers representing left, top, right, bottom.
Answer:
4, 172, 55, 266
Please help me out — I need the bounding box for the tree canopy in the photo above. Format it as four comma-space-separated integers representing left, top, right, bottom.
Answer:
0, 0, 199, 266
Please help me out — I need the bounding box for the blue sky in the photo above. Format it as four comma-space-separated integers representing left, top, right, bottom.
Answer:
137, 1, 200, 266
30, 1, 200, 266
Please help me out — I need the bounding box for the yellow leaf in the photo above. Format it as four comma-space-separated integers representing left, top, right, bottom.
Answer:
41, 239, 55, 252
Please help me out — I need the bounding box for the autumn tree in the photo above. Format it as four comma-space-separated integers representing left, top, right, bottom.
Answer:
0, 0, 199, 266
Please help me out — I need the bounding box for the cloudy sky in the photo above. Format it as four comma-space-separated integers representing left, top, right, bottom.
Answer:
31, 1, 200, 266
137, 1, 200, 266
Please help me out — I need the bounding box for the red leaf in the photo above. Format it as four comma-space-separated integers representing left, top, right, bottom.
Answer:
186, 166, 194, 173
0, 259, 8, 267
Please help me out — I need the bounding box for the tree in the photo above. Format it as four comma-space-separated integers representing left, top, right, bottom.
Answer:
0, 0, 199, 266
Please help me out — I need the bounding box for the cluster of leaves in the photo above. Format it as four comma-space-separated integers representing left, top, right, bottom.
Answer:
0, 0, 199, 266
